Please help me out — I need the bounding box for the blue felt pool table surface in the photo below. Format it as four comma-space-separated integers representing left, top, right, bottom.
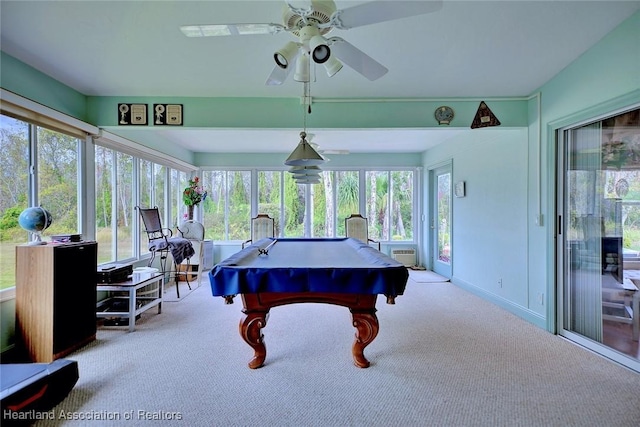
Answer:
209, 237, 408, 297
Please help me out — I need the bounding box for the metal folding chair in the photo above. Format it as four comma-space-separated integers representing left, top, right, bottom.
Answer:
137, 206, 195, 298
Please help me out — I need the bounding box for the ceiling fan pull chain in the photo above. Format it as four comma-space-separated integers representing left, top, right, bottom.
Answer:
302, 80, 312, 116
308, 79, 312, 114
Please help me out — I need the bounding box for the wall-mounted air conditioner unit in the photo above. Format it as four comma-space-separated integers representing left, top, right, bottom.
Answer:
391, 249, 416, 267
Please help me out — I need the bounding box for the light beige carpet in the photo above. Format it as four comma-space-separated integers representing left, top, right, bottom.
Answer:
161, 279, 200, 302
30, 279, 640, 427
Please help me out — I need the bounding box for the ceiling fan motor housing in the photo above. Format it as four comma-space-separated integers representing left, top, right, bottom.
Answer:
283, 0, 336, 36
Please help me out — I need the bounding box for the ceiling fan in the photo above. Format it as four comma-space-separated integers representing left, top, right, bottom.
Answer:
307, 133, 350, 156
180, 0, 443, 85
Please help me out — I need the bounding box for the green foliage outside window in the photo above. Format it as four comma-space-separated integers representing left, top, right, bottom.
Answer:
0, 117, 80, 289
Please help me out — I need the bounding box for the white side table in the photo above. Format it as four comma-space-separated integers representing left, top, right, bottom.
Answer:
180, 239, 214, 285
96, 273, 164, 332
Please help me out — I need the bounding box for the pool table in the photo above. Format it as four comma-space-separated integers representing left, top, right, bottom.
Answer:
209, 237, 409, 369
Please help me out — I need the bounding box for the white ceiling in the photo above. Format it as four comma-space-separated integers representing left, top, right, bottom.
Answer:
2, 1, 639, 154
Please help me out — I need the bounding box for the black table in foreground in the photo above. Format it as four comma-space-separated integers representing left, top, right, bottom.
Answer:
210, 237, 408, 368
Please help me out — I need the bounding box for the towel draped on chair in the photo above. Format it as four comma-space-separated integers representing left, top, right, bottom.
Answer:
148, 237, 195, 265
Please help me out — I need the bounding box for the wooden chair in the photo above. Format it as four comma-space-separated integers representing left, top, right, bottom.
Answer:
345, 213, 380, 250
242, 214, 275, 249
137, 206, 195, 298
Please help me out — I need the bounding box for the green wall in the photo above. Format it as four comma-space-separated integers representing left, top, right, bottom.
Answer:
420, 10, 640, 330
0, 51, 88, 120
87, 95, 528, 130
91, 96, 528, 168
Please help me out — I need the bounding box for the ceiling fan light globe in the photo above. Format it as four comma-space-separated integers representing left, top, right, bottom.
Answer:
309, 35, 330, 64
323, 56, 343, 77
274, 41, 299, 69
274, 53, 287, 68
293, 53, 310, 82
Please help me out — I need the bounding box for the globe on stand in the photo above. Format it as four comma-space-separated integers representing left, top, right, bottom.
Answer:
18, 207, 53, 245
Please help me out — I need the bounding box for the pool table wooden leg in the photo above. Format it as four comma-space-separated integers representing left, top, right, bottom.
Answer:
239, 310, 269, 369
351, 310, 379, 368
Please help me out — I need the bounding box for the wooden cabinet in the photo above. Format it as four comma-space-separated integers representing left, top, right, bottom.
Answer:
16, 242, 97, 362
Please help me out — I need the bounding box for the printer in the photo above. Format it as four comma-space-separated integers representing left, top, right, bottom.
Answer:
96, 264, 133, 283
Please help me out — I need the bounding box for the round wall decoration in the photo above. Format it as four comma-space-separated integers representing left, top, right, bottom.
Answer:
435, 106, 454, 125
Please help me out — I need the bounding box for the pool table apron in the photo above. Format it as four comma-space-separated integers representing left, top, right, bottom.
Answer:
239, 291, 386, 369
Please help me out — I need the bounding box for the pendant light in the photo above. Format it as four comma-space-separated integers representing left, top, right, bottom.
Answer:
289, 165, 322, 175
285, 132, 325, 166
294, 176, 322, 184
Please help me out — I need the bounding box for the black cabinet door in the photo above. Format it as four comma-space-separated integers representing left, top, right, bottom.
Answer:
53, 243, 97, 354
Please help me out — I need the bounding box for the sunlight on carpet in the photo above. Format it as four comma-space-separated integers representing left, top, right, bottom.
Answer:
408, 269, 449, 283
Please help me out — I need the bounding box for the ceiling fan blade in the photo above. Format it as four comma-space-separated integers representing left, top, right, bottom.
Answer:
321, 149, 349, 155
180, 23, 286, 37
328, 38, 388, 81
333, 0, 443, 29
310, 139, 348, 156
265, 64, 290, 86
266, 46, 302, 85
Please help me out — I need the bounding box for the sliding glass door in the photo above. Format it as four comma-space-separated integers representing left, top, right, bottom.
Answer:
558, 106, 640, 372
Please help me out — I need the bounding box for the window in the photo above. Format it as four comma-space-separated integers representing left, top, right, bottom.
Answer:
201, 170, 251, 240
202, 168, 415, 242
0, 116, 29, 290
172, 169, 188, 226
311, 172, 330, 237
284, 173, 305, 236
258, 171, 282, 236
366, 170, 414, 241
1, 106, 193, 287
96, 144, 186, 264
37, 127, 80, 236
0, 114, 82, 289
154, 164, 167, 217
116, 152, 134, 260
202, 170, 225, 240
436, 171, 451, 263
336, 171, 359, 236
391, 170, 414, 240
95, 145, 114, 263
139, 159, 153, 256
95, 147, 136, 262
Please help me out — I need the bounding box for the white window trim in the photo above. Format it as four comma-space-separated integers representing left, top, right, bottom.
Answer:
95, 130, 196, 172
0, 89, 98, 138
